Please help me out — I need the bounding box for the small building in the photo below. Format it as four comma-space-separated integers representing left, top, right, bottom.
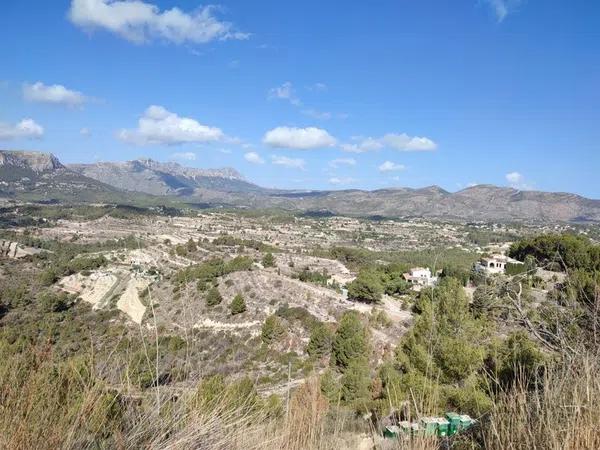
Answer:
403, 267, 438, 290
475, 254, 522, 275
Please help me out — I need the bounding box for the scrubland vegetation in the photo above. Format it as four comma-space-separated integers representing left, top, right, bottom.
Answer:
1, 207, 599, 449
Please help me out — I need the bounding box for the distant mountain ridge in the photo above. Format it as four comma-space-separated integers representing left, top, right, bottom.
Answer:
1, 150, 599, 223
68, 159, 262, 196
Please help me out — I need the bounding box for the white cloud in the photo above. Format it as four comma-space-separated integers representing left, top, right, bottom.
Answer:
307, 82, 328, 92
329, 157, 356, 168
171, 151, 196, 161
505, 171, 533, 190
244, 151, 264, 164
271, 155, 305, 170
118, 105, 224, 146
378, 161, 405, 172
263, 126, 336, 150
328, 176, 356, 186
341, 133, 437, 153
0, 119, 44, 140
340, 137, 383, 153
23, 82, 87, 107
219, 148, 232, 154
381, 133, 437, 151
268, 82, 301, 106
68, 0, 249, 45
80, 127, 91, 137
301, 109, 332, 120
484, 0, 523, 22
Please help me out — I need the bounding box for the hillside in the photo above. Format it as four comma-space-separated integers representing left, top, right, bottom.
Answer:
68, 159, 268, 196
2, 150, 600, 223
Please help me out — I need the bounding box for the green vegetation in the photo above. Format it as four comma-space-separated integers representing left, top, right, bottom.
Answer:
230, 294, 247, 315
262, 252, 276, 268
509, 233, 600, 272
347, 270, 384, 303
212, 233, 279, 253
205, 287, 223, 307
292, 267, 331, 287
331, 311, 370, 370
261, 315, 286, 344
173, 256, 253, 285
306, 323, 333, 358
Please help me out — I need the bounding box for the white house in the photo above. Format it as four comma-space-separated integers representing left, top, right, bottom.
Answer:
403, 267, 438, 290
475, 254, 522, 275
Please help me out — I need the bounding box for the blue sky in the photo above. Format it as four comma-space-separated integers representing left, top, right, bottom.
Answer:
1, 0, 599, 197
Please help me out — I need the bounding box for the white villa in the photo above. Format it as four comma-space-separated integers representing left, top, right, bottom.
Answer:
475, 254, 522, 275
403, 267, 438, 290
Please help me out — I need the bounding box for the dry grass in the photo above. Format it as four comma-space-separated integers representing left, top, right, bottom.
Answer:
2, 342, 599, 450
482, 352, 600, 450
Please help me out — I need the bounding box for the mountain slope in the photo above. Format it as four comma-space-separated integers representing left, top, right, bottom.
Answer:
0, 150, 168, 205
68, 159, 268, 196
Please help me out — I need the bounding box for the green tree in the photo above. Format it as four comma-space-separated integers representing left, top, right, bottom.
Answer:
332, 311, 370, 370
306, 322, 333, 358
262, 252, 276, 268
340, 359, 371, 402
320, 370, 341, 403
347, 270, 383, 303
261, 315, 286, 344
205, 287, 223, 307
230, 293, 247, 315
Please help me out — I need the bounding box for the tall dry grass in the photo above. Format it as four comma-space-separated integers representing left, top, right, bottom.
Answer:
482, 352, 600, 450
2, 344, 599, 449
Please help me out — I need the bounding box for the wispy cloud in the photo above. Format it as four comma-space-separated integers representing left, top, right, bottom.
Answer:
268, 81, 301, 106
68, 0, 249, 45
170, 151, 196, 161
329, 157, 356, 168
271, 155, 305, 170
378, 161, 406, 172
483, 0, 523, 22
0, 119, 44, 140
341, 133, 437, 153
23, 81, 89, 107
328, 176, 356, 186
244, 151, 265, 164
505, 171, 533, 190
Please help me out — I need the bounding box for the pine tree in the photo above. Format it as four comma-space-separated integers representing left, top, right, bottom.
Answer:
331, 311, 370, 370
307, 322, 333, 358
205, 287, 223, 307
262, 252, 276, 268
261, 315, 285, 344
230, 293, 247, 315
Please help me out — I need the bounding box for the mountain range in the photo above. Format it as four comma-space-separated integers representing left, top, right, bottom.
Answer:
1, 150, 599, 223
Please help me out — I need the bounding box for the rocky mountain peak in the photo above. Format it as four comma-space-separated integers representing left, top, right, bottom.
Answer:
0, 150, 64, 173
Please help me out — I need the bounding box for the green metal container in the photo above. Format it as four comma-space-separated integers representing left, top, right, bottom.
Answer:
420, 417, 438, 436
445, 412, 461, 435
383, 425, 401, 439
436, 418, 450, 437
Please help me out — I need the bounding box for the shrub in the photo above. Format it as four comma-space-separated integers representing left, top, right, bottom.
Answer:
205, 287, 223, 307
340, 359, 371, 402
306, 323, 333, 358
347, 271, 383, 303
261, 315, 286, 344
262, 252, 276, 268
230, 294, 246, 315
